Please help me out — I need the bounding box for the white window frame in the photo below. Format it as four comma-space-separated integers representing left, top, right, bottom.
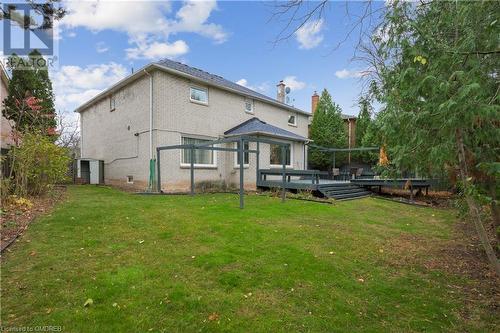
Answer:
189, 86, 209, 105
180, 136, 217, 168
234, 142, 250, 168
269, 143, 293, 169
244, 98, 254, 114
126, 175, 133, 184
288, 114, 297, 127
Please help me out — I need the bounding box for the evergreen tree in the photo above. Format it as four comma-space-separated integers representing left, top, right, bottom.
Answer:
371, 1, 500, 272
354, 96, 374, 164
355, 97, 372, 147
309, 89, 347, 170
3, 50, 57, 135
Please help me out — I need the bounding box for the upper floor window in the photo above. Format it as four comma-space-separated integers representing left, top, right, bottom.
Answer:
244, 99, 254, 114
190, 86, 208, 105
288, 115, 297, 127
110, 95, 116, 111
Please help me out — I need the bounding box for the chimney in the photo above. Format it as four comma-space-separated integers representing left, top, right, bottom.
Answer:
276, 80, 285, 103
311, 91, 319, 114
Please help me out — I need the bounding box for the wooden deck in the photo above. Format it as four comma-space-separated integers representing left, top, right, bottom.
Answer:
257, 169, 432, 200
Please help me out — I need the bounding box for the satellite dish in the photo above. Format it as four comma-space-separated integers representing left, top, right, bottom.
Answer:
285, 86, 291, 94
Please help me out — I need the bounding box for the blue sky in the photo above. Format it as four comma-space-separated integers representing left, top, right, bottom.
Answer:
3, 0, 385, 118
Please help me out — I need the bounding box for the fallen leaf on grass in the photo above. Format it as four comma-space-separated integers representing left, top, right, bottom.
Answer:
357, 278, 365, 283
139, 240, 145, 244
29, 251, 36, 256
83, 298, 93, 307
208, 313, 220, 321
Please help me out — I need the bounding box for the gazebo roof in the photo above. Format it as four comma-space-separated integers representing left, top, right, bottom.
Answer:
224, 117, 308, 142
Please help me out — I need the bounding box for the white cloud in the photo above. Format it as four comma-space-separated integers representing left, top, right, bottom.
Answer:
236, 78, 249, 86
96, 41, 109, 53
51, 62, 128, 111
60, 0, 227, 59
283, 76, 306, 91
295, 18, 324, 49
126, 40, 188, 60
236, 78, 269, 93
61, 1, 172, 34
334, 69, 368, 79
174, 0, 228, 44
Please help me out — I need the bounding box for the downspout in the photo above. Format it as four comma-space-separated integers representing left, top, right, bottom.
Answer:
143, 69, 155, 191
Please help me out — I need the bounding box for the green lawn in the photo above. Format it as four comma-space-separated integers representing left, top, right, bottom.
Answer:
1, 186, 496, 332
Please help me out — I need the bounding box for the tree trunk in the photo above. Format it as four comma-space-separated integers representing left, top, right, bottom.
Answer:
456, 129, 500, 275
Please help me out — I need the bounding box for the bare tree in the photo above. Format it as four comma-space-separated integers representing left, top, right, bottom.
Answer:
0, 0, 65, 30
56, 111, 80, 156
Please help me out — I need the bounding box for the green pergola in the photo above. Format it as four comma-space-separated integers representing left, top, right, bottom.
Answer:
156, 135, 291, 209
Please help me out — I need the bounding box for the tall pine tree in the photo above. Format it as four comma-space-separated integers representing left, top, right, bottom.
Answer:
355, 96, 372, 147
3, 50, 57, 136
309, 89, 347, 170
354, 96, 374, 164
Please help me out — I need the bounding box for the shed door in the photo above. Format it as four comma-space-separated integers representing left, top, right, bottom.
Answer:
89, 160, 100, 184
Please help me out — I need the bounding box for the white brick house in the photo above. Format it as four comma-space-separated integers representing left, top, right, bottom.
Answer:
76, 59, 310, 191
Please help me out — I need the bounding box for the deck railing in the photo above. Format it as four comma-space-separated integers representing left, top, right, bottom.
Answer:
257, 169, 329, 188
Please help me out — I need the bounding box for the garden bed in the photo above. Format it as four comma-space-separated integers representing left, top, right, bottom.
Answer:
1, 186, 66, 253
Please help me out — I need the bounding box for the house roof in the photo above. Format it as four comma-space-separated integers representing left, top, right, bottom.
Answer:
75, 59, 310, 116
341, 114, 356, 120
224, 117, 308, 142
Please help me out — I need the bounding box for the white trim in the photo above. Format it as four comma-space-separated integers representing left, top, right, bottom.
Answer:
269, 142, 293, 168
287, 114, 297, 127
179, 135, 217, 168
189, 86, 209, 106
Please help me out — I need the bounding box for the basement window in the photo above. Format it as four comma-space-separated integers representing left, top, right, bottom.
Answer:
126, 175, 133, 184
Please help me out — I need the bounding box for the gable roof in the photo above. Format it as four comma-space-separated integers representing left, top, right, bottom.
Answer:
224, 117, 308, 142
75, 59, 310, 116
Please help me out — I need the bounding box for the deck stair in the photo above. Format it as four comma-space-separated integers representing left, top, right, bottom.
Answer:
317, 182, 371, 200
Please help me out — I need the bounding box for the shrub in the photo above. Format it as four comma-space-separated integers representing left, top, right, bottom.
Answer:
8, 132, 70, 197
